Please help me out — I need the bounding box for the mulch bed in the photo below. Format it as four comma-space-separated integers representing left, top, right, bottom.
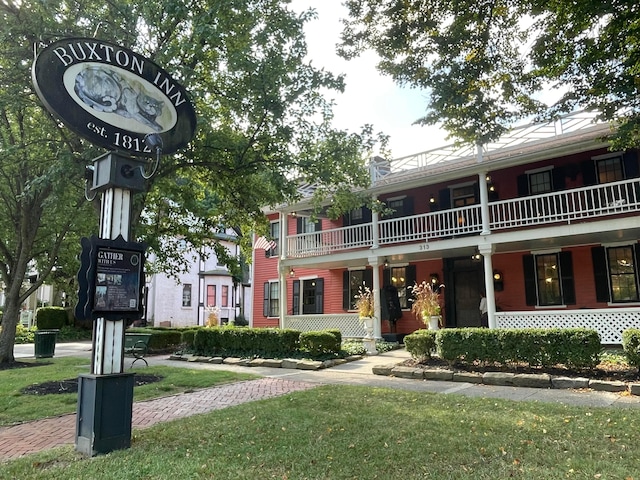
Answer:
0, 360, 51, 371
403, 357, 640, 382
21, 374, 163, 395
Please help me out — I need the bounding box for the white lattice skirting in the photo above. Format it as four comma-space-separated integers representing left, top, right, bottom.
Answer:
496, 308, 640, 344
283, 314, 366, 339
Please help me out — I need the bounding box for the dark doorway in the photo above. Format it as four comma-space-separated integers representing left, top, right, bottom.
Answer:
443, 257, 484, 327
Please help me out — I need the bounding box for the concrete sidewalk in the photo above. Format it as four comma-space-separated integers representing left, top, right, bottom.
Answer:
3, 343, 640, 461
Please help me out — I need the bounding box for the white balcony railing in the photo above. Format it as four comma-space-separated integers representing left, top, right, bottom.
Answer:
286, 178, 640, 258
490, 177, 640, 229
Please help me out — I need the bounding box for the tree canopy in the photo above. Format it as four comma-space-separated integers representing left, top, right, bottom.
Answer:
0, 0, 383, 363
339, 0, 640, 148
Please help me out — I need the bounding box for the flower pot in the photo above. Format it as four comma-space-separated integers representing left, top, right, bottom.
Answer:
360, 317, 374, 340
428, 316, 441, 330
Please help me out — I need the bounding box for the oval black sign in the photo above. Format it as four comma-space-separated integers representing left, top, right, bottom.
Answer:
32, 37, 196, 156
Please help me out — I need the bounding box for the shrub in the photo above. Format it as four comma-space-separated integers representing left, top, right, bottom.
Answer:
35, 307, 68, 330
299, 330, 341, 356
233, 315, 249, 326
127, 327, 182, 352
193, 327, 301, 358
436, 328, 600, 369
622, 329, 640, 369
14, 324, 36, 343
404, 330, 437, 360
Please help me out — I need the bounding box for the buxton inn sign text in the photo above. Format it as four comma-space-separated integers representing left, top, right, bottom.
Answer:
32, 38, 196, 156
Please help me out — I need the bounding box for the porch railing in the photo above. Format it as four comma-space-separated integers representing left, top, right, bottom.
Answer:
495, 308, 640, 344
286, 178, 640, 258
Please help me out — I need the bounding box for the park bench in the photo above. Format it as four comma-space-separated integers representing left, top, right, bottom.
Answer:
124, 332, 152, 368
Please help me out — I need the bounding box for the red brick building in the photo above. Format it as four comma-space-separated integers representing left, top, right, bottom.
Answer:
251, 112, 640, 344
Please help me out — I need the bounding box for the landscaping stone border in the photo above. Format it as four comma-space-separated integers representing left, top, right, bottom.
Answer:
169, 353, 363, 371
372, 364, 640, 396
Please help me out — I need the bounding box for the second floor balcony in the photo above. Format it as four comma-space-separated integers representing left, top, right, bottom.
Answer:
286, 177, 640, 258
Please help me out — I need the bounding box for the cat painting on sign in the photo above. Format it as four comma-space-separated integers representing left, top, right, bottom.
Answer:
74, 66, 165, 132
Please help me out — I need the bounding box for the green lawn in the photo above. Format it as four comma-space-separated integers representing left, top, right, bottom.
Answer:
0, 357, 258, 426
2, 385, 639, 479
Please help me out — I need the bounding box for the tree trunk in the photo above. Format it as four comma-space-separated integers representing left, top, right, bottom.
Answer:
0, 298, 21, 364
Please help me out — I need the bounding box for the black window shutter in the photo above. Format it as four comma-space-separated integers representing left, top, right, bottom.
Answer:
383, 267, 390, 286
363, 207, 372, 223
438, 189, 451, 210
581, 159, 597, 185
263, 282, 270, 317
292, 280, 300, 315
314, 278, 324, 314
296, 217, 303, 234
406, 264, 417, 303
517, 174, 529, 196
315, 219, 322, 231
559, 251, 576, 305
623, 151, 639, 178
403, 197, 414, 216
342, 271, 350, 310
523, 255, 537, 306
552, 167, 566, 191
591, 246, 610, 302
343, 213, 351, 227
364, 268, 373, 288
473, 182, 480, 203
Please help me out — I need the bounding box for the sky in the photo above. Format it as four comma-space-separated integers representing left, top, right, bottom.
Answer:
290, 0, 450, 159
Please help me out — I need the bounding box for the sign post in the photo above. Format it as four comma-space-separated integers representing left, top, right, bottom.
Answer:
32, 37, 196, 456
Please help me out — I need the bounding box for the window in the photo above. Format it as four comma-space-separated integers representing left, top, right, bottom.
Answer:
263, 281, 279, 317
535, 254, 562, 306
451, 184, 477, 207
292, 278, 324, 315
343, 269, 372, 310
523, 252, 575, 306
383, 265, 416, 310
298, 216, 320, 233
383, 196, 414, 218
221, 285, 229, 307
266, 221, 280, 257
596, 156, 624, 184
592, 245, 640, 303
206, 285, 216, 307
529, 170, 552, 194
182, 284, 192, 307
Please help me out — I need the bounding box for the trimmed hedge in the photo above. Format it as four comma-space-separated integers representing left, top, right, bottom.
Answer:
127, 327, 183, 352
404, 330, 437, 359
35, 307, 68, 330
299, 330, 341, 356
406, 328, 601, 369
193, 326, 301, 358
622, 329, 640, 369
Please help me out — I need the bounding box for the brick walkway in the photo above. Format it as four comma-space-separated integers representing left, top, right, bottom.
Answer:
0, 378, 316, 460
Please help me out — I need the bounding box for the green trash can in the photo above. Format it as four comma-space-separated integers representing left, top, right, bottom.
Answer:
34, 330, 59, 358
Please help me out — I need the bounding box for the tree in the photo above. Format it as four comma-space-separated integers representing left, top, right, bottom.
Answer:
339, 0, 640, 148
0, 0, 381, 364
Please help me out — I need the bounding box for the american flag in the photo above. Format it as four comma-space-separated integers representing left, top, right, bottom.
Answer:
254, 236, 277, 250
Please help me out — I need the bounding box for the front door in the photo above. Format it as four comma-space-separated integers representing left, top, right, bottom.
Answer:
444, 257, 483, 327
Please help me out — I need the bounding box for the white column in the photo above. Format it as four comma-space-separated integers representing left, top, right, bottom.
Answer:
479, 244, 497, 329
476, 145, 491, 236
371, 196, 379, 249
369, 257, 382, 339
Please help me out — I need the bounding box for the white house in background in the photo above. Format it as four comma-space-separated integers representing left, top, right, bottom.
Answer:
145, 230, 252, 327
